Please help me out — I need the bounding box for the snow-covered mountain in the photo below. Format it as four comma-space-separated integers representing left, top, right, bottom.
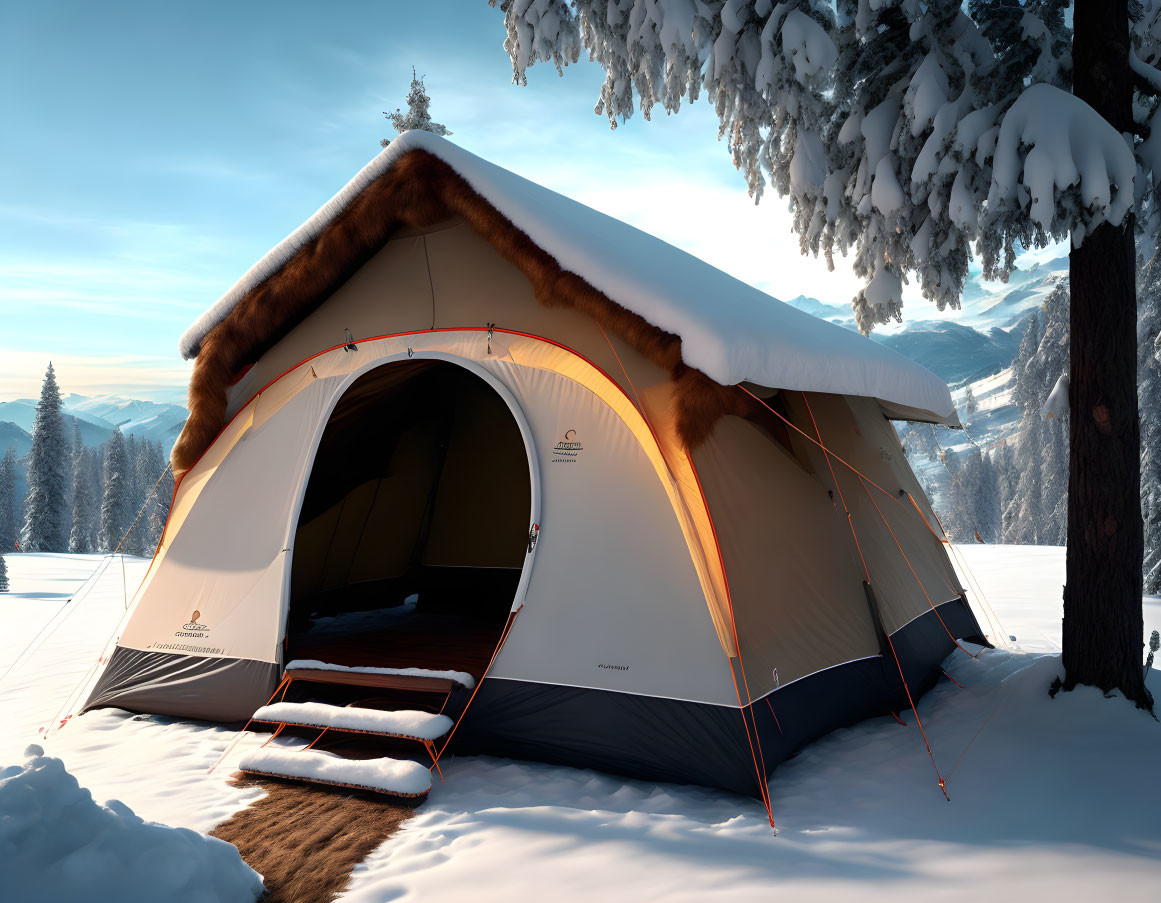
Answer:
0, 405, 117, 451
781, 294, 856, 326
0, 394, 187, 458
871, 320, 1025, 388
0, 421, 32, 460
61, 394, 188, 448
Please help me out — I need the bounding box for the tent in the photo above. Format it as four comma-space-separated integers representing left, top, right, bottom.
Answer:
85, 132, 987, 799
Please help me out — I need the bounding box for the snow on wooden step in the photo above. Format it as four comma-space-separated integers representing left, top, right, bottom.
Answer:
252, 702, 453, 741
238, 748, 432, 797
285, 659, 475, 688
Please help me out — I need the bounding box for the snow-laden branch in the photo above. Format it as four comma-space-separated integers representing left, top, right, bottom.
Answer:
489, 1, 1156, 333
988, 83, 1136, 246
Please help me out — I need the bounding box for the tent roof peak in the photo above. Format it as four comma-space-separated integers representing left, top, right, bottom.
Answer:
178, 131, 955, 425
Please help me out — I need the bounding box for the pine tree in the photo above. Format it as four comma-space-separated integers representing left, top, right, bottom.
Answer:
0, 553, 8, 592
124, 438, 165, 557
1003, 285, 1070, 544
380, 67, 451, 147
964, 386, 978, 419
98, 428, 131, 553
125, 434, 139, 516
68, 432, 97, 555
945, 446, 1001, 543
146, 442, 173, 554
21, 363, 70, 552
492, 0, 1156, 708
0, 448, 18, 553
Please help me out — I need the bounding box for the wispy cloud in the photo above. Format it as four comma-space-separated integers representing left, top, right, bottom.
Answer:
0, 349, 191, 403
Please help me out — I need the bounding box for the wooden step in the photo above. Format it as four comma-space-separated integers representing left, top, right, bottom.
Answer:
238, 747, 432, 798
252, 702, 453, 742
284, 659, 475, 694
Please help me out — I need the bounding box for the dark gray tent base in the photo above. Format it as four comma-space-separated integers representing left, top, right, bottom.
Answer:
84, 598, 984, 798
450, 598, 987, 798
85, 647, 281, 723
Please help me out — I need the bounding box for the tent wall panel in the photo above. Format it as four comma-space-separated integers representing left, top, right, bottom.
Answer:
480, 357, 738, 706
227, 233, 439, 418
690, 415, 882, 697
424, 220, 674, 402
117, 383, 332, 664
782, 392, 964, 635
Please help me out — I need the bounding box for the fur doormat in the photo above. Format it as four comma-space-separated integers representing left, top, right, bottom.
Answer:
212, 774, 420, 903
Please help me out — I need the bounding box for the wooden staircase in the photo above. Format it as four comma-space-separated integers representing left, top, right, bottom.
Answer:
235, 660, 476, 798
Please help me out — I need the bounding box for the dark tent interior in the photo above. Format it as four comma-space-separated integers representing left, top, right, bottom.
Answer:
286, 359, 531, 678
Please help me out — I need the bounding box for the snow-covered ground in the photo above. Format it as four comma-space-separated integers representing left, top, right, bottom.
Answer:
1, 548, 1159, 901
2, 747, 262, 903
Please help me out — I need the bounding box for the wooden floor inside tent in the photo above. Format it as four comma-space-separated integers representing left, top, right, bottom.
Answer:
287, 607, 506, 684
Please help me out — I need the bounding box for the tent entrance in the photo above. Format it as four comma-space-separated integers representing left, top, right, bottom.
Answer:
286, 359, 532, 681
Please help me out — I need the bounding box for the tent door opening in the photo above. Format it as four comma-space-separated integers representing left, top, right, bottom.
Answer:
285, 358, 533, 684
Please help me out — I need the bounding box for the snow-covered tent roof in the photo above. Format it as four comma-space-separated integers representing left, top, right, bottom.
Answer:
180, 131, 956, 425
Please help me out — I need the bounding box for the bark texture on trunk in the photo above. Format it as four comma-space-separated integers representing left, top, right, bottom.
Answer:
1063, 0, 1153, 710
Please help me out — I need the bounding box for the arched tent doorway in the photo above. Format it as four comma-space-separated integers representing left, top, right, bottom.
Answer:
285, 358, 534, 682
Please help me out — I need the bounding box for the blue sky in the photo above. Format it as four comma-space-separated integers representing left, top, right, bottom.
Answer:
0, 0, 1041, 404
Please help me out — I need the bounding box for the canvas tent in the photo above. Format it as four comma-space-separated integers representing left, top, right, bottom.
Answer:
85, 132, 987, 799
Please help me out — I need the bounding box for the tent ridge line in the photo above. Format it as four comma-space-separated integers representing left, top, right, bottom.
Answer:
172, 148, 757, 475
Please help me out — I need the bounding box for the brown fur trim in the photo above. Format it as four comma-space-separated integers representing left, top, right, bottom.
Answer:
174, 150, 736, 472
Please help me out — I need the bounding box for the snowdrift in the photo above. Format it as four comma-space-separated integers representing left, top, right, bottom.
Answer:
0, 745, 263, 903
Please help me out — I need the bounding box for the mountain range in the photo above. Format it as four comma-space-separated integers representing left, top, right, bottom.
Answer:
0, 394, 188, 463
779, 254, 1064, 386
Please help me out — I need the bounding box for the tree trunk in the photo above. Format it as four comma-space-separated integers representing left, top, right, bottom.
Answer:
1062, 0, 1153, 710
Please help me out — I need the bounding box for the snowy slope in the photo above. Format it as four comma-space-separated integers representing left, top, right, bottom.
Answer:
1, 549, 1158, 901
0, 420, 31, 459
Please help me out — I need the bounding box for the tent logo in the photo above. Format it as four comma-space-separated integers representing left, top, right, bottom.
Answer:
178, 610, 211, 636
552, 429, 583, 463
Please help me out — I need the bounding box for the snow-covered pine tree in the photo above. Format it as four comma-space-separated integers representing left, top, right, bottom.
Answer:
87, 448, 101, 547
126, 439, 167, 557
380, 67, 451, 147
964, 386, 978, 419
21, 363, 70, 552
491, 0, 1152, 707
121, 436, 146, 557
0, 448, 19, 553
98, 428, 131, 553
124, 434, 139, 517
147, 443, 174, 553
68, 431, 97, 555
993, 438, 1018, 537
1003, 283, 1070, 544
944, 446, 1001, 543
0, 552, 8, 592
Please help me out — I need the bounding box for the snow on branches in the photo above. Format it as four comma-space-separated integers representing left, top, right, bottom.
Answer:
491, 0, 1150, 333
382, 68, 450, 147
